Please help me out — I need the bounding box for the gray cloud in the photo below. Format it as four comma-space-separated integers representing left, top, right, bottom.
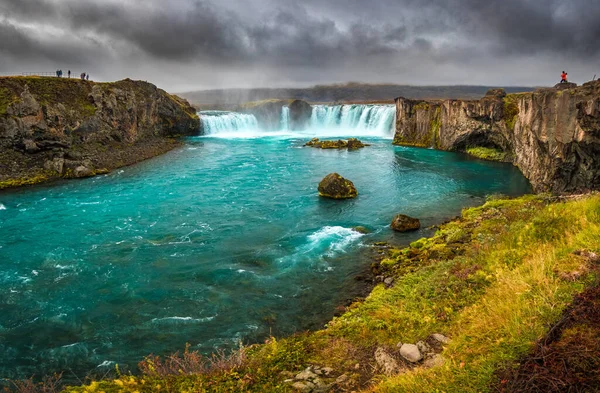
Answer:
0, 0, 599, 90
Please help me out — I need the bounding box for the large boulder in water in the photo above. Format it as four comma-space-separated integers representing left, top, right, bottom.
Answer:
391, 214, 420, 232
289, 99, 313, 130
318, 173, 358, 199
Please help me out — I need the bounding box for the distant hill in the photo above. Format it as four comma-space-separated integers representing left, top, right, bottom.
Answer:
179, 83, 536, 108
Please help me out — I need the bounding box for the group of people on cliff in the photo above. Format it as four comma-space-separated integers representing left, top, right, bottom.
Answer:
55, 69, 90, 80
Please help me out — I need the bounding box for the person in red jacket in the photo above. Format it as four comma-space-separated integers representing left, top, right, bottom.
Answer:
560, 71, 568, 83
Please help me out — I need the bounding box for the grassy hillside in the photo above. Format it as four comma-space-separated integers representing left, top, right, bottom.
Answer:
15, 193, 594, 393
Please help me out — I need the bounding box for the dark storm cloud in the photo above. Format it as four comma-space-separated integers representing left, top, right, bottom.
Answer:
0, 0, 599, 88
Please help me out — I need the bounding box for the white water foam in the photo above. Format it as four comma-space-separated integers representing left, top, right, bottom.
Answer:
151, 315, 216, 324
0, 203, 6, 210
278, 226, 365, 267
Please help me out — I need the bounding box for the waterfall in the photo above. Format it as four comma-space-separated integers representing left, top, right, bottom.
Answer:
280, 106, 290, 131
309, 104, 395, 136
199, 104, 396, 139
200, 111, 258, 135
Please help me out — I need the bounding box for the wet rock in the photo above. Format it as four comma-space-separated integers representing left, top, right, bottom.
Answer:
391, 214, 421, 232
73, 165, 95, 178
352, 226, 370, 234
305, 138, 368, 149
318, 173, 358, 199
347, 138, 367, 149
399, 343, 422, 363
431, 333, 450, 344
375, 347, 400, 376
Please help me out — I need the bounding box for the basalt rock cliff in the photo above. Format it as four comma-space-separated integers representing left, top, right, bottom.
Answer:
393, 81, 600, 193
0, 77, 199, 189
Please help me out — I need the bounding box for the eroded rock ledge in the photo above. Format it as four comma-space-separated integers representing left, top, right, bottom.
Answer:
0, 77, 199, 189
393, 81, 600, 193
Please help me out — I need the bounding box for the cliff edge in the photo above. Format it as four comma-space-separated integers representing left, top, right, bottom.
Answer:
0, 77, 199, 189
393, 81, 600, 193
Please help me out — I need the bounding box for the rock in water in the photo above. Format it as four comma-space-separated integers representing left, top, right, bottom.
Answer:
391, 214, 420, 232
318, 173, 358, 199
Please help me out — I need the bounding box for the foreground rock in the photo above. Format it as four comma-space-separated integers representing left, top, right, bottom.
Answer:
393, 81, 600, 193
375, 347, 401, 375
0, 77, 199, 189
305, 137, 368, 149
318, 173, 358, 199
391, 214, 421, 232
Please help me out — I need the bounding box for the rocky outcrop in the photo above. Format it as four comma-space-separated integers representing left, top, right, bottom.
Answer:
241, 99, 312, 130
305, 138, 368, 149
318, 173, 358, 199
391, 214, 421, 232
0, 77, 199, 189
241, 99, 287, 130
393, 81, 600, 193
289, 99, 313, 130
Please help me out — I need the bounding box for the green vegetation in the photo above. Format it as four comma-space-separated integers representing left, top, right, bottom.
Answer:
503, 95, 520, 130
50, 193, 600, 393
466, 146, 508, 161
0, 86, 18, 116
0, 76, 97, 117
0, 171, 58, 189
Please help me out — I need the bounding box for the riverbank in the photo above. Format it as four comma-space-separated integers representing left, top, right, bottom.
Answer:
49, 192, 599, 393
0, 77, 199, 190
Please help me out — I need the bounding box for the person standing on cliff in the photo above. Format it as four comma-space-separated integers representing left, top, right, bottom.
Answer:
68, 70, 71, 78
560, 71, 568, 83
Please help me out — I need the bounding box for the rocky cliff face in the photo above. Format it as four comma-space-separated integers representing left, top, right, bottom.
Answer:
393, 81, 600, 193
0, 77, 199, 189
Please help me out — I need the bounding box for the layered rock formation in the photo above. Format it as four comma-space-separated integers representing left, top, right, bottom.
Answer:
393, 81, 600, 193
0, 77, 199, 188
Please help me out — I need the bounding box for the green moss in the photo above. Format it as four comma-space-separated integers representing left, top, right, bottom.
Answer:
466, 146, 508, 161
0, 172, 58, 189
503, 95, 520, 130
0, 86, 18, 116
430, 107, 442, 149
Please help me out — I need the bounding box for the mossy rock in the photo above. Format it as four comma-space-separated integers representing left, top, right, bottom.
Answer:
391, 214, 421, 232
318, 173, 358, 199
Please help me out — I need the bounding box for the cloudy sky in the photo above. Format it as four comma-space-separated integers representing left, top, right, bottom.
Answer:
1, 0, 599, 92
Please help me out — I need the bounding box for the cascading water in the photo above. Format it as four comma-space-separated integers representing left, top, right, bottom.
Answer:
200, 111, 258, 135
280, 106, 290, 131
199, 104, 395, 138
309, 104, 396, 136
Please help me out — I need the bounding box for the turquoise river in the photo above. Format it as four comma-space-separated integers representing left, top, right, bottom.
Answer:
0, 106, 531, 381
